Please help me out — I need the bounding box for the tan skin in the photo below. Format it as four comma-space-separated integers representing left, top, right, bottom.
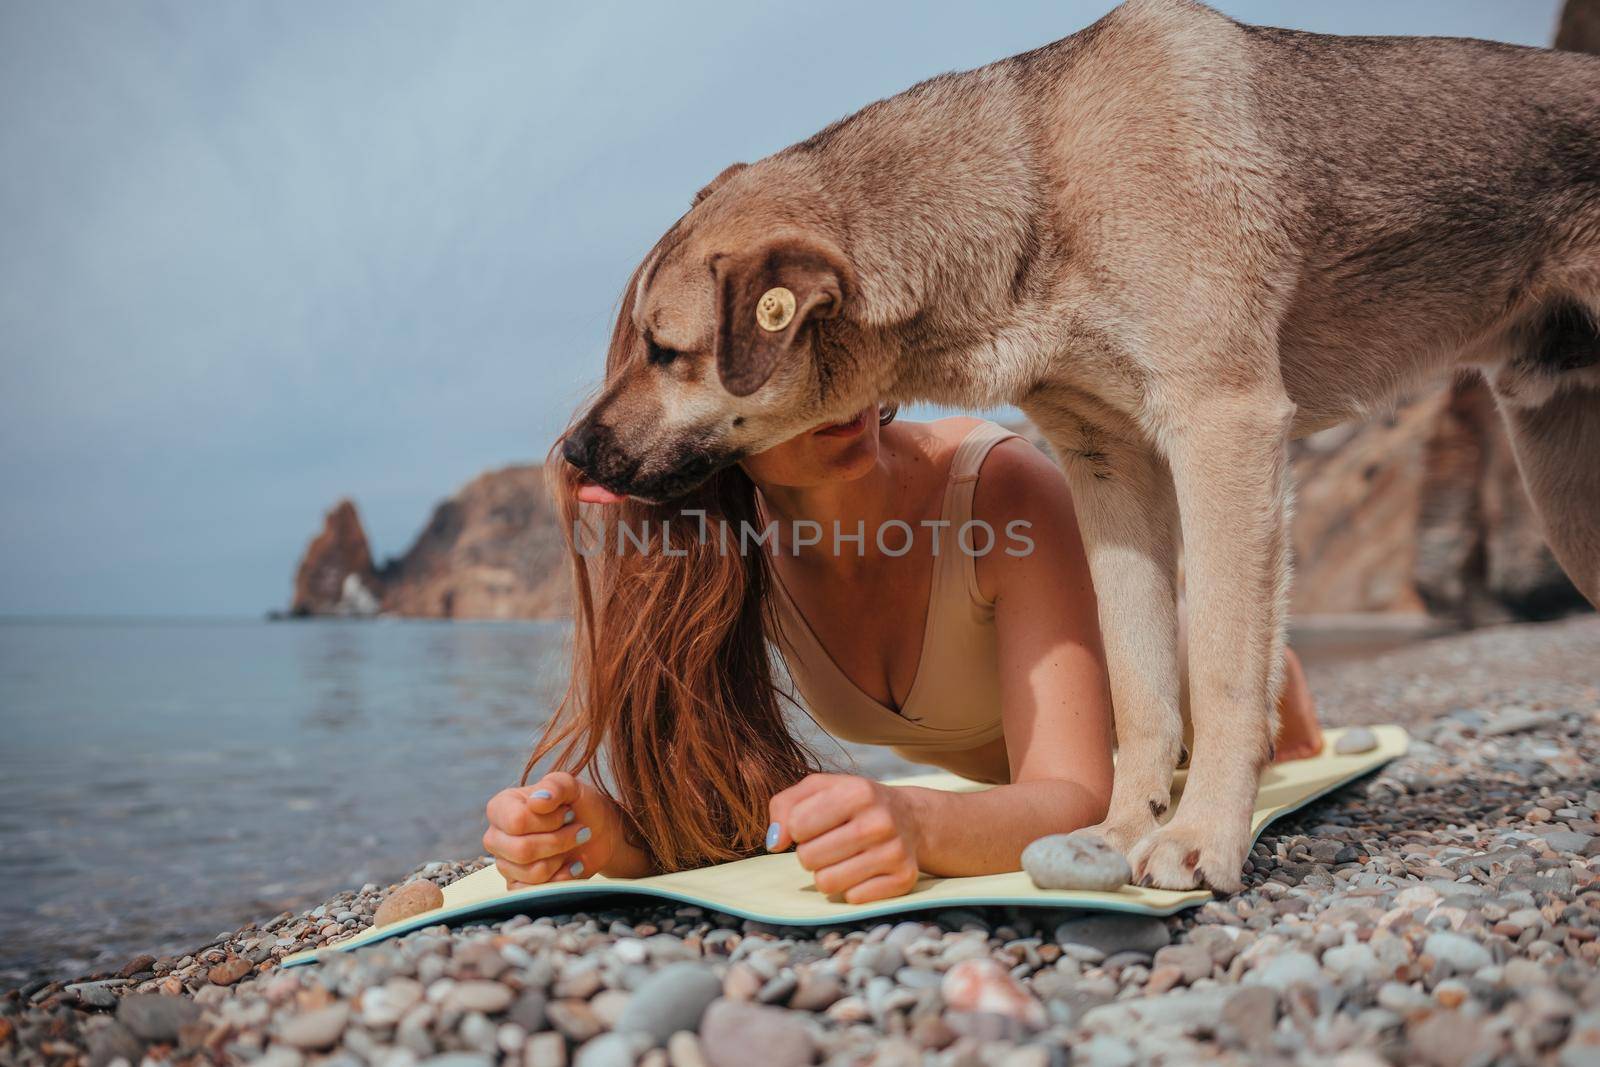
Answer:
483, 410, 1323, 902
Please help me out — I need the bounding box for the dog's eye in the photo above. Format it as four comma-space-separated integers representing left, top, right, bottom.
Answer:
646, 339, 680, 366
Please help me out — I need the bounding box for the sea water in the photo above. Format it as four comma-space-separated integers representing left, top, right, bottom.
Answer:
0, 617, 570, 986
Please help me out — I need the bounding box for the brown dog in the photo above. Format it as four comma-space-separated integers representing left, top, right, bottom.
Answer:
560, 0, 1600, 891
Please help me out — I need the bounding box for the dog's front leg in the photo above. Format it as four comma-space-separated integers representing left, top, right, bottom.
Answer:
1041, 414, 1184, 857
1129, 393, 1295, 892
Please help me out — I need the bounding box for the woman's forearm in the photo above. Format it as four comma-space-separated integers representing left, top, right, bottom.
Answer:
598, 830, 658, 879
895, 780, 1110, 878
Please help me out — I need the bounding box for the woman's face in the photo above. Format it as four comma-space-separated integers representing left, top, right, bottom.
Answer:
739, 405, 882, 489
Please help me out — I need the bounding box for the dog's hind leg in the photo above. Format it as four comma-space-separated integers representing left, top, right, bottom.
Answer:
1029, 398, 1185, 859
1128, 392, 1296, 893
1484, 313, 1600, 604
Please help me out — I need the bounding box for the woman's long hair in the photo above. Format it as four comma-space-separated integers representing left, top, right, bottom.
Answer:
524, 267, 881, 872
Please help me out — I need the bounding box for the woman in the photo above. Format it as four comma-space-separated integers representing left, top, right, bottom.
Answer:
483, 373, 1324, 903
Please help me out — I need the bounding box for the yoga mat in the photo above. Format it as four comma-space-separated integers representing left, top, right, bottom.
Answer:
285, 724, 1405, 967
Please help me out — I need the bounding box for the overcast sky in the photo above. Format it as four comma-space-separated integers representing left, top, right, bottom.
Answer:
0, 1, 1565, 617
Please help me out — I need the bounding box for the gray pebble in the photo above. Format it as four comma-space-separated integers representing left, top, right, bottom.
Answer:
1022, 832, 1131, 891
116, 994, 202, 1043
614, 963, 721, 1044
574, 1032, 650, 1067
1245, 951, 1324, 990
1540, 830, 1593, 854
1322, 942, 1385, 984
1425, 931, 1492, 974
1054, 915, 1170, 956
1334, 726, 1380, 754
852, 943, 905, 977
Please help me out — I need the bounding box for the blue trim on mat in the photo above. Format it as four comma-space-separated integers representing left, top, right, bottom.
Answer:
283, 744, 1398, 968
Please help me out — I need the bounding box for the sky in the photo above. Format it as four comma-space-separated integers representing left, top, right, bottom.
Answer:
0, 1, 1567, 617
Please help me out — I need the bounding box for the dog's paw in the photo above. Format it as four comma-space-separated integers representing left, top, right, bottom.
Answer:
1127, 820, 1248, 893
1080, 811, 1160, 859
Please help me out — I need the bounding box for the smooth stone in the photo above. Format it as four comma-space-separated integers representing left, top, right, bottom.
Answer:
1482, 707, 1558, 736
68, 981, 120, 1011
668, 1031, 708, 1067
1054, 915, 1171, 956
277, 1004, 351, 1050
1076, 1035, 1136, 1067
788, 970, 844, 1012
851, 943, 905, 977
116, 994, 203, 1043
525, 1032, 568, 1067
699, 999, 812, 1067
1541, 830, 1594, 854
941, 959, 1045, 1028
1245, 951, 1325, 990
360, 986, 417, 1028
1323, 942, 1386, 984
87, 1021, 147, 1067
574, 1032, 651, 1067
944, 1010, 1032, 1044
1334, 727, 1380, 755
207, 957, 254, 987
615, 963, 721, 1043
1022, 832, 1131, 891
1424, 931, 1492, 975
757, 972, 797, 1005
373, 881, 445, 928
418, 1056, 494, 1067
590, 989, 632, 1029
548, 1000, 605, 1043
1152, 944, 1213, 984
1081, 989, 1231, 1033
446, 981, 516, 1015
1220, 986, 1277, 1048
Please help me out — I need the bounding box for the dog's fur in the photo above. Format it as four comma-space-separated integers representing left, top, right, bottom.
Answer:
562, 0, 1600, 890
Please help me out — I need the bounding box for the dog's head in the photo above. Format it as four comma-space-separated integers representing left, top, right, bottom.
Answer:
561, 163, 880, 502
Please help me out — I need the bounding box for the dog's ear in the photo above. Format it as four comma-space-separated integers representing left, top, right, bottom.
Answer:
712, 237, 850, 397
692, 163, 748, 206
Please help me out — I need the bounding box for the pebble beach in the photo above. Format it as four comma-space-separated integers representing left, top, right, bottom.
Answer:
6, 614, 1597, 1067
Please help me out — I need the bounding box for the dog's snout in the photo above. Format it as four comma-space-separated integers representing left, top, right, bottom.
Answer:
562, 423, 598, 472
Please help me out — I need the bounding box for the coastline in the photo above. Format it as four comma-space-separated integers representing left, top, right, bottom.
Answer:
4, 615, 1596, 1065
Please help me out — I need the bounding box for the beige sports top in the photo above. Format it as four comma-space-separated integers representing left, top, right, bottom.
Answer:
767, 421, 1021, 762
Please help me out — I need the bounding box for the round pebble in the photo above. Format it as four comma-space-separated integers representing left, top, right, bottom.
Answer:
1021, 832, 1132, 891
373, 880, 446, 928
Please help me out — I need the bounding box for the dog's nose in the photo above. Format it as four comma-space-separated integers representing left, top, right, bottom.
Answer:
562, 423, 597, 472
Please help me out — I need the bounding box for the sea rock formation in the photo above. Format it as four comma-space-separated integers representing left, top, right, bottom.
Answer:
290, 500, 380, 617
376, 465, 569, 620
286, 465, 570, 620
1289, 376, 1584, 625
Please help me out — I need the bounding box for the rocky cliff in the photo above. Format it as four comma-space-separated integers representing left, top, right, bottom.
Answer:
1288, 377, 1583, 626
290, 500, 381, 617
288, 465, 570, 620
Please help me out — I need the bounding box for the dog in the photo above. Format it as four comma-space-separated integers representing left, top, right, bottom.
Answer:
559, 0, 1600, 891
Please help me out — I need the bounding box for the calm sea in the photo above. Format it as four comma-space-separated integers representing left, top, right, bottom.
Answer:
0, 618, 572, 988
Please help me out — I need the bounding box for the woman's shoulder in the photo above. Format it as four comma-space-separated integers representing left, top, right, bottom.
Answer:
968, 425, 1078, 540
967, 426, 1087, 601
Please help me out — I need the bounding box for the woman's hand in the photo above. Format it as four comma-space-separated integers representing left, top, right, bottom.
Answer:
767, 774, 924, 903
483, 772, 621, 889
